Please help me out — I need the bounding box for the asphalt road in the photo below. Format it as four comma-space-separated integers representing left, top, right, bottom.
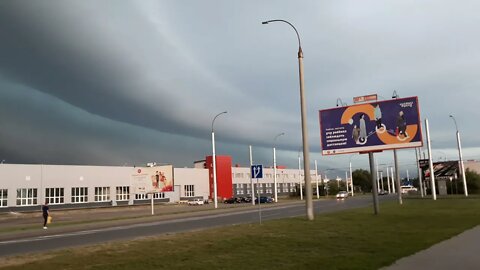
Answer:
0, 195, 393, 257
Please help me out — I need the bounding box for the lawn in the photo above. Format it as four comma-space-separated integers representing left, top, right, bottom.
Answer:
1, 197, 479, 270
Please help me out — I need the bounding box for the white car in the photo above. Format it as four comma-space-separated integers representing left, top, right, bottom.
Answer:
401, 185, 418, 194
336, 191, 349, 199
188, 199, 204, 205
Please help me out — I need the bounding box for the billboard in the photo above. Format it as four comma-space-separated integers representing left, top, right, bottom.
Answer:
131, 165, 174, 193
319, 96, 423, 155
419, 160, 458, 181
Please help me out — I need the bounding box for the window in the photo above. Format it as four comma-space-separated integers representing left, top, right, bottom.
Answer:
71, 187, 88, 203
45, 188, 64, 204
135, 193, 148, 200
246, 189, 251, 195
0, 189, 7, 207
237, 189, 244, 195
135, 193, 164, 200
116, 186, 130, 201
16, 188, 37, 206
236, 184, 242, 189
153, 192, 165, 199
184, 185, 195, 197
266, 188, 273, 194
95, 187, 110, 202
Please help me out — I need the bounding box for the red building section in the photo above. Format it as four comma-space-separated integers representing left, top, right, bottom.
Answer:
206, 155, 233, 200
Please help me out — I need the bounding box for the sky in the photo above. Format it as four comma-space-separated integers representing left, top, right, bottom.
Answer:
0, 0, 479, 178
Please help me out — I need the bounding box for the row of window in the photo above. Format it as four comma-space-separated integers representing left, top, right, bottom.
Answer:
236, 187, 296, 195
235, 186, 297, 195
233, 173, 316, 179
0, 187, 165, 207
234, 173, 293, 179
235, 183, 297, 189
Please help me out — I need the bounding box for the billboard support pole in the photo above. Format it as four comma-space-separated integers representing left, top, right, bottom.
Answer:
394, 149, 403, 204
425, 118, 437, 200
369, 152, 379, 215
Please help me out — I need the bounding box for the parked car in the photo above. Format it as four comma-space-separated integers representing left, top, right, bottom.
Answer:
243, 197, 252, 203
336, 191, 349, 199
378, 190, 388, 195
255, 196, 273, 204
224, 197, 237, 204
188, 198, 204, 206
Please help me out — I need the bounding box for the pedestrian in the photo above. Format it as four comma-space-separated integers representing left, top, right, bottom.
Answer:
42, 200, 49, 229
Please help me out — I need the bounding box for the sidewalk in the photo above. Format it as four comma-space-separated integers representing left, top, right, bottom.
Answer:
384, 226, 480, 270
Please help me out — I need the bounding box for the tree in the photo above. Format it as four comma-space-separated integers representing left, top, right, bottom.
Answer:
326, 180, 346, 195
352, 169, 372, 193
466, 169, 480, 194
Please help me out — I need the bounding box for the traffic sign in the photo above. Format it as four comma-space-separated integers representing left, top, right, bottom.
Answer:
251, 164, 263, 179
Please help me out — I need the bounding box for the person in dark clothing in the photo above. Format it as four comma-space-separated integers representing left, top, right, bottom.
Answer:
42, 201, 49, 229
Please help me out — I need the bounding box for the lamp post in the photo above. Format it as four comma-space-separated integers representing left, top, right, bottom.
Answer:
348, 155, 355, 196
263, 19, 314, 220
211, 111, 227, 209
298, 150, 303, 201
315, 160, 320, 199
450, 115, 468, 196
273, 132, 285, 202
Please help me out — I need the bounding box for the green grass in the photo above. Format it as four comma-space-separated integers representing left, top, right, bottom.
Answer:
2, 197, 480, 270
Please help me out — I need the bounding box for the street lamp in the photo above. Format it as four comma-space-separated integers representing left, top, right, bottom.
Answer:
211, 111, 227, 208
348, 155, 356, 196
298, 147, 303, 201
336, 98, 347, 107
449, 115, 468, 196
262, 19, 314, 220
273, 132, 285, 202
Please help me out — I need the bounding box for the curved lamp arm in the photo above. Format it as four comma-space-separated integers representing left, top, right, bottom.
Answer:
212, 111, 227, 132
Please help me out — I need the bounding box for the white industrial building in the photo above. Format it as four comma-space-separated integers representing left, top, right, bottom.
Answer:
0, 163, 320, 212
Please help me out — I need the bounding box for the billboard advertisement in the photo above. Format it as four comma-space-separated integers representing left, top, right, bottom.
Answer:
131, 165, 174, 193
319, 96, 423, 155
419, 160, 458, 181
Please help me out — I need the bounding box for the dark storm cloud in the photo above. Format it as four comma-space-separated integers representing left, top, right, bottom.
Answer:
0, 1, 202, 137
0, 0, 479, 170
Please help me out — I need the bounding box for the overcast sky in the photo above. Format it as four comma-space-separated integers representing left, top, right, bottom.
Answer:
0, 0, 479, 177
